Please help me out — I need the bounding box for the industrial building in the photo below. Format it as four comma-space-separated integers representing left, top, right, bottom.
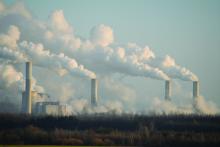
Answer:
21, 90, 67, 116
21, 62, 67, 116
34, 101, 67, 116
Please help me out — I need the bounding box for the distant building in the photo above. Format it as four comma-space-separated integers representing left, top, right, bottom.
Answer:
34, 101, 67, 116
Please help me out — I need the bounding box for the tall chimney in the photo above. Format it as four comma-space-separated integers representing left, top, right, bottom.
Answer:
91, 78, 98, 106
193, 81, 199, 98
21, 91, 26, 113
165, 80, 171, 100
25, 61, 32, 114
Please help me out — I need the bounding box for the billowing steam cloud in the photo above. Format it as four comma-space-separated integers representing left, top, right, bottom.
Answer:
0, 2, 170, 81
74, 45, 170, 80
0, 63, 44, 113
0, 25, 20, 49
0, 46, 26, 63
0, 25, 96, 79
53, 24, 170, 80
0, 64, 23, 89
90, 24, 114, 47
49, 10, 73, 34
149, 96, 218, 115
0, 57, 43, 94
0, 25, 25, 63
19, 41, 96, 78
149, 55, 198, 81
0, 1, 218, 115
0, 64, 24, 112
124, 43, 198, 81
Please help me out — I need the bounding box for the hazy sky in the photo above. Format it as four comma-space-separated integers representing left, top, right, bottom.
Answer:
2, 0, 220, 109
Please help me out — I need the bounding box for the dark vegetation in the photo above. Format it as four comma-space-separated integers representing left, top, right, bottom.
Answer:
0, 113, 220, 146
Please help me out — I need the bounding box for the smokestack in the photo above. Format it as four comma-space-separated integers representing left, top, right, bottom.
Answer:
91, 78, 98, 107
165, 80, 171, 100
25, 61, 32, 114
193, 81, 199, 98
21, 91, 26, 113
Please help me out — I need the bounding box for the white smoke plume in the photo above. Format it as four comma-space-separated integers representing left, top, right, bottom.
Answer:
0, 46, 27, 63
125, 43, 198, 81
152, 55, 198, 81
101, 76, 136, 104
0, 5, 170, 81
43, 13, 170, 81
60, 24, 170, 80
194, 96, 218, 115
0, 63, 44, 93
49, 10, 73, 34
0, 63, 44, 113
0, 25, 96, 79
0, 1, 195, 82
19, 41, 96, 78
0, 64, 23, 112
0, 64, 24, 89
148, 96, 218, 115
148, 97, 194, 115
68, 98, 123, 115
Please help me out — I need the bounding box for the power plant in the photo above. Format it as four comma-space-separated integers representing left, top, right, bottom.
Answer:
21, 62, 67, 116
20, 62, 201, 115
165, 80, 171, 100
21, 62, 100, 115
91, 78, 98, 107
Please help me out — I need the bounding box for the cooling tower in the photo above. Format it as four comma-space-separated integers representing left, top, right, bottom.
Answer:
165, 80, 171, 100
25, 61, 32, 114
193, 81, 199, 98
91, 78, 98, 106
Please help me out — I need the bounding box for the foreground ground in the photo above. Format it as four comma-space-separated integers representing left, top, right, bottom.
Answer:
0, 113, 220, 146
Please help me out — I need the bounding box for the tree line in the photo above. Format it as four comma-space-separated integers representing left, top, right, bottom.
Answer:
0, 113, 220, 146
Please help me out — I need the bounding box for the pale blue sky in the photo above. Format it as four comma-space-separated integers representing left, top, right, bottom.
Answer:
3, 0, 220, 105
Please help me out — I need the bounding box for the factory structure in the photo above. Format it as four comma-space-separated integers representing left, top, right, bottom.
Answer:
34, 101, 67, 116
21, 62, 67, 116
21, 62, 200, 115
